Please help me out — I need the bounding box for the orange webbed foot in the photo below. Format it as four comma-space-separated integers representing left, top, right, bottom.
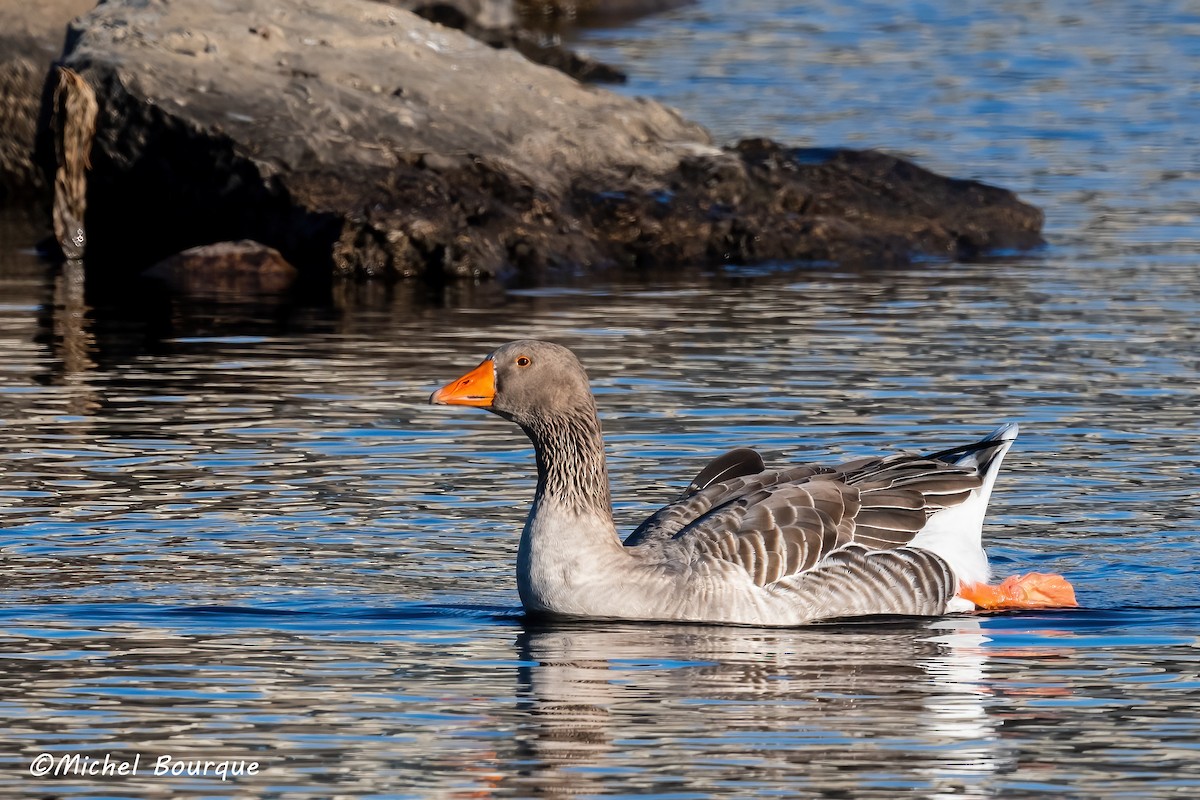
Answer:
959, 572, 1078, 610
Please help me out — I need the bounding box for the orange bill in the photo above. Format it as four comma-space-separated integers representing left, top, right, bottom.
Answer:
959, 572, 1079, 610
430, 360, 495, 407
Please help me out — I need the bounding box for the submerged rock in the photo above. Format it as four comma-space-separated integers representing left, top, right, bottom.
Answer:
144, 240, 298, 295
47, 0, 1043, 283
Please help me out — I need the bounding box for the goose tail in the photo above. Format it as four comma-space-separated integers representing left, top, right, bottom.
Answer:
909, 422, 1019, 587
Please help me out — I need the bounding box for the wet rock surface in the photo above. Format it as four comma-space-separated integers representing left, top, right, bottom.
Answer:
45, 0, 1042, 283
581, 141, 1045, 270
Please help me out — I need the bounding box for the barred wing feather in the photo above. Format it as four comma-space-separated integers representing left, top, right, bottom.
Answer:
631, 449, 991, 593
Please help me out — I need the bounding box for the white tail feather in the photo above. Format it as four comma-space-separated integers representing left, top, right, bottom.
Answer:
909, 423, 1019, 587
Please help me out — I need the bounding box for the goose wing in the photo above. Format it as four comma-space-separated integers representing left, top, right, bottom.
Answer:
631, 451, 988, 588
679, 448, 766, 497
623, 459, 831, 546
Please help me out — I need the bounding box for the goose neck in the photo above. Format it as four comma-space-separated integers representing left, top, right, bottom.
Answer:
522, 404, 613, 522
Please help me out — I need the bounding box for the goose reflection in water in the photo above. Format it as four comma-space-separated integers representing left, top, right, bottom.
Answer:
497, 617, 1025, 798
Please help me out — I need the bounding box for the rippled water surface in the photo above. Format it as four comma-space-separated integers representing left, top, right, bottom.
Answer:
2, 0, 1199, 797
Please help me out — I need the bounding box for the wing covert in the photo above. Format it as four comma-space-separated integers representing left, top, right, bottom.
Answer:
625, 444, 994, 588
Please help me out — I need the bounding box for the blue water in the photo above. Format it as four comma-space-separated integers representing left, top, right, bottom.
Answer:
2, 0, 1200, 796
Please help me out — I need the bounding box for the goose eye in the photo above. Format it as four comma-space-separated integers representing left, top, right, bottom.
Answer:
515, 356, 532, 367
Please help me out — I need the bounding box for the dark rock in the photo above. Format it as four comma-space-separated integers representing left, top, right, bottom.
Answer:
46, 0, 1042, 284
388, 0, 516, 29
0, 38, 45, 200
433, 13, 625, 83
388, 1, 624, 83
577, 142, 1044, 269
515, 0, 694, 29
144, 240, 298, 295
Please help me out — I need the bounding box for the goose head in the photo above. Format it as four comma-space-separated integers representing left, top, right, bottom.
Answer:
430, 340, 596, 427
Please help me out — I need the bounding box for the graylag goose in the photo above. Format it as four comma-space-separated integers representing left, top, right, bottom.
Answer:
431, 340, 1077, 625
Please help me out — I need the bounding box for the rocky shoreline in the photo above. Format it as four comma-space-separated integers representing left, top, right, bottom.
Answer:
1, 0, 1043, 285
